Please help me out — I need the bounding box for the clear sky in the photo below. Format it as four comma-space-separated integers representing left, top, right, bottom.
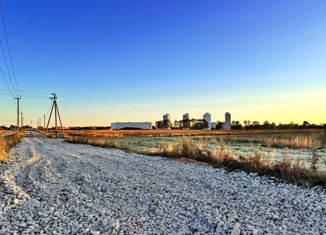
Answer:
0, 0, 325, 127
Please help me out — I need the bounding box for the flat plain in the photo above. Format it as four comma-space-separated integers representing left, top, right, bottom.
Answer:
0, 132, 325, 234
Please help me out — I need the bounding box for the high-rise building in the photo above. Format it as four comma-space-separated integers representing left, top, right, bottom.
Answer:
183, 113, 191, 129
203, 112, 211, 130
224, 112, 231, 130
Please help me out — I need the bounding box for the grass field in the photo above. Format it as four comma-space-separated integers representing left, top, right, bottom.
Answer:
63, 128, 326, 148
63, 129, 326, 186
65, 132, 326, 168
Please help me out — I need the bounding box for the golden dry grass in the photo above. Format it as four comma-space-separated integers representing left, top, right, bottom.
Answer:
0, 132, 24, 162
60, 128, 326, 149
0, 130, 10, 135
62, 128, 321, 137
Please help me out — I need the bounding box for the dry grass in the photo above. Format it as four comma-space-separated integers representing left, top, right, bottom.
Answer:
66, 136, 124, 150
217, 130, 326, 149
61, 129, 326, 149
62, 129, 322, 137
66, 135, 326, 187
150, 139, 322, 185
0, 132, 25, 162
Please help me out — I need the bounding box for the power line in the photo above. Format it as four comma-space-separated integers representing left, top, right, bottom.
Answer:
0, 92, 12, 96
21, 94, 49, 99
0, 88, 50, 96
0, 93, 48, 99
0, 38, 17, 95
0, 0, 19, 95
18, 89, 50, 95
0, 62, 14, 97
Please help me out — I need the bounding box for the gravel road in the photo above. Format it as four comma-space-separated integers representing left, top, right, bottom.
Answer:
0, 133, 325, 234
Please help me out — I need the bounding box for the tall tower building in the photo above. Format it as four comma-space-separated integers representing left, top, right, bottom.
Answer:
224, 112, 231, 130
183, 113, 190, 129
163, 113, 171, 130
203, 112, 211, 130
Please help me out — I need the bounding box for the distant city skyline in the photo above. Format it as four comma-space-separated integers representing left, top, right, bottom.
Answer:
0, 0, 325, 127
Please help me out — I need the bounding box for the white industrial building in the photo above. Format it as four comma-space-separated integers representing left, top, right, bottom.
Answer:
211, 122, 218, 129
111, 122, 152, 130
203, 112, 211, 130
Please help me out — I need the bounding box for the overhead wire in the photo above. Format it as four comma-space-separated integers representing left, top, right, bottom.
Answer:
0, 38, 17, 95
20, 94, 49, 99
19, 90, 50, 95
0, 61, 14, 97
0, 92, 48, 99
0, 1, 53, 128
0, 0, 19, 96
0, 92, 12, 96
0, 88, 50, 96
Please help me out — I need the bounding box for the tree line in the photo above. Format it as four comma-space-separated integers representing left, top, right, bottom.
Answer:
228, 120, 326, 130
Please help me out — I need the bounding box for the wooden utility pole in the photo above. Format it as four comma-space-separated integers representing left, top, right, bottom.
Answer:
14, 96, 21, 131
45, 93, 64, 138
20, 112, 23, 129
43, 114, 46, 129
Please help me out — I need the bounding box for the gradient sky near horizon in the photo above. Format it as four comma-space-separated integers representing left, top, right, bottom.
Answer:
0, 0, 325, 127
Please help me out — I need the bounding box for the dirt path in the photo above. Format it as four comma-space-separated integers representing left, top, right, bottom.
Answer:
0, 133, 325, 234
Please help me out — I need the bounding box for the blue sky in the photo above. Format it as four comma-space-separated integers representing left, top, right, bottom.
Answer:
0, 0, 325, 126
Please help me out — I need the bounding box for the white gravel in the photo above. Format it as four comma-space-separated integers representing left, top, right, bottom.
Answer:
0, 133, 325, 234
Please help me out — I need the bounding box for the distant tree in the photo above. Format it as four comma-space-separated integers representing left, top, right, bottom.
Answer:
263, 121, 271, 129
289, 122, 299, 129
302, 121, 310, 128
190, 119, 207, 130
243, 120, 251, 128
173, 120, 182, 129
216, 121, 224, 130
231, 121, 236, 127
0, 125, 9, 130
252, 121, 260, 129
232, 120, 242, 130
226, 120, 326, 130
155, 121, 163, 129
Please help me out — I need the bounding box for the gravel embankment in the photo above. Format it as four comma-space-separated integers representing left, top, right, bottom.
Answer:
0, 133, 325, 234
